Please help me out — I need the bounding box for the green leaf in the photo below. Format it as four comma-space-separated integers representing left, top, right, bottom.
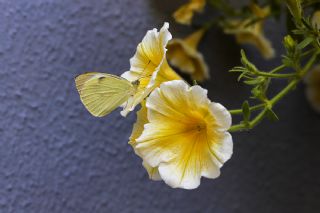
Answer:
266, 108, 279, 121
242, 101, 251, 122
301, 18, 313, 30
229, 67, 246, 72
286, 0, 302, 21
297, 37, 314, 49
282, 55, 297, 68
251, 86, 261, 99
244, 77, 264, 85
237, 72, 248, 81
240, 50, 258, 74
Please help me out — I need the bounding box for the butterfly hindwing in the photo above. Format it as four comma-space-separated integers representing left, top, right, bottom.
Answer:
75, 72, 134, 117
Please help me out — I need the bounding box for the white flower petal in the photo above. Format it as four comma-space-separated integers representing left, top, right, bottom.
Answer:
208, 131, 233, 166
210, 102, 232, 131
158, 161, 202, 189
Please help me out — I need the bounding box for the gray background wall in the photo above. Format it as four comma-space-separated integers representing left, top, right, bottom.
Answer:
0, 0, 319, 212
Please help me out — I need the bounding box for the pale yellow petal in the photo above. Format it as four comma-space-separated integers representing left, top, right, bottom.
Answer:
250, 3, 270, 18
136, 121, 190, 167
173, 0, 206, 25
121, 23, 181, 116
167, 29, 209, 81
129, 102, 148, 150
184, 28, 206, 49
235, 31, 275, 59
128, 102, 162, 181
160, 131, 223, 189
305, 65, 320, 113
312, 10, 320, 29
142, 161, 161, 181
146, 80, 191, 121
223, 5, 275, 59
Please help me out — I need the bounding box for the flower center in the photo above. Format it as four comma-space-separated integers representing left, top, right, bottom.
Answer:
195, 121, 206, 132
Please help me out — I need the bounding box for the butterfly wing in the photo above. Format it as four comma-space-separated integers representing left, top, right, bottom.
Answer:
75, 72, 134, 117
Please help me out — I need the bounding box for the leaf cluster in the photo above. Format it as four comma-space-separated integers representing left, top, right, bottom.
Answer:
230, 50, 270, 102
228, 7, 320, 131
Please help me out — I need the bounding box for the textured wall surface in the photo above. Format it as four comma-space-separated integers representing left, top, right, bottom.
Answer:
0, 0, 320, 213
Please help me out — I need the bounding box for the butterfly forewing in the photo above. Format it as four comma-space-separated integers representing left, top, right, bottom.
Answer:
75, 72, 134, 117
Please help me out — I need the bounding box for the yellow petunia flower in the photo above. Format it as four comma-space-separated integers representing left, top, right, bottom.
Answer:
173, 0, 206, 25
134, 80, 233, 189
224, 4, 275, 59
305, 66, 320, 113
129, 102, 161, 180
312, 10, 320, 29
167, 28, 209, 81
121, 23, 181, 116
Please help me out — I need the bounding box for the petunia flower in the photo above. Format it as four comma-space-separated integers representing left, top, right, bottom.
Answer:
167, 28, 210, 82
173, 0, 206, 25
305, 65, 320, 113
223, 4, 275, 59
312, 10, 320, 29
134, 80, 233, 189
121, 23, 181, 116
129, 101, 161, 180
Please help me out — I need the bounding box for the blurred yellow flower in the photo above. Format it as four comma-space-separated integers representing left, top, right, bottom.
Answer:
173, 0, 206, 25
129, 102, 161, 180
134, 80, 233, 189
121, 23, 181, 116
312, 10, 320, 29
305, 11, 320, 115
305, 66, 320, 113
167, 28, 209, 81
224, 4, 275, 59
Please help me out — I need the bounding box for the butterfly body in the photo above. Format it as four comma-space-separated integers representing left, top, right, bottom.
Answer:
75, 72, 139, 117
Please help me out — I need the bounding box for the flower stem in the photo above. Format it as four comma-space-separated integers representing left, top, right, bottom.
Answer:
229, 104, 265, 115
270, 80, 298, 105
268, 64, 287, 73
253, 71, 297, 78
229, 109, 268, 132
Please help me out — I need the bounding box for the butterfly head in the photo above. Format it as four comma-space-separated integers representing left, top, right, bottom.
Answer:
132, 80, 140, 87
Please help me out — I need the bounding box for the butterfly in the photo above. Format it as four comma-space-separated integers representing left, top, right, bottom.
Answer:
75, 72, 140, 117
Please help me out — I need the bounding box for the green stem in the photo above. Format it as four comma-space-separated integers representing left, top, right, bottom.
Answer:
300, 50, 319, 76
301, 48, 316, 57
270, 80, 298, 105
229, 104, 265, 115
268, 64, 287, 74
253, 70, 297, 78
228, 124, 246, 132
229, 109, 268, 132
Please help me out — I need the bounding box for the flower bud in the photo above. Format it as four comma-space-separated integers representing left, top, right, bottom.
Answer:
284, 35, 296, 52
